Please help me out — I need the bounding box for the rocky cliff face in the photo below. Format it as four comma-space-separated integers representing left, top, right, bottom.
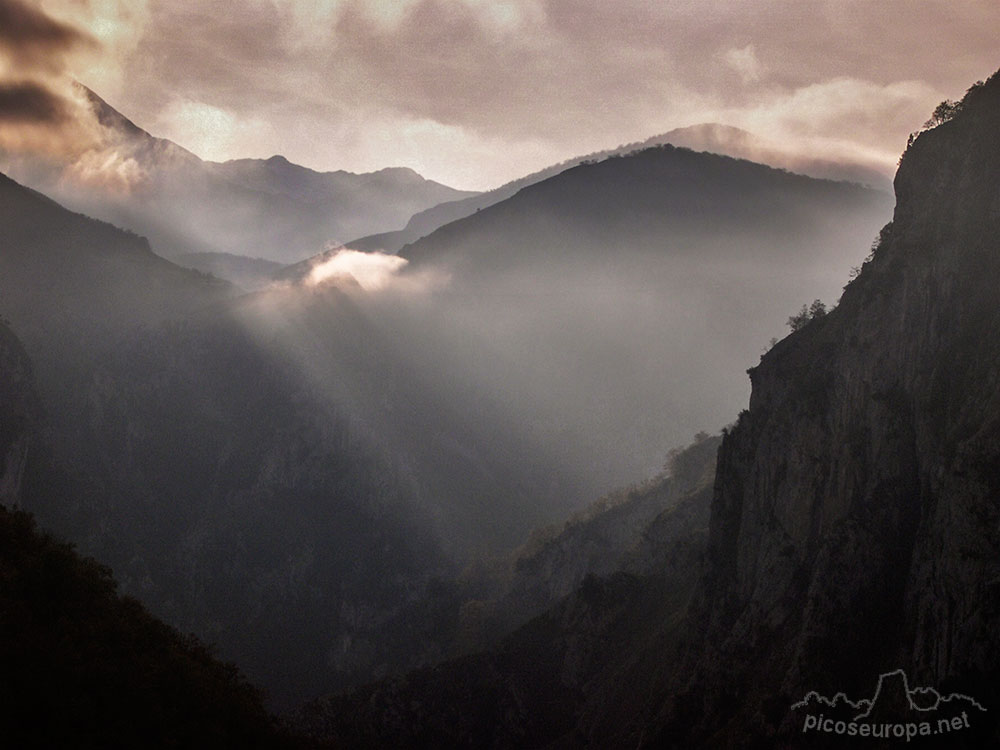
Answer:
666, 72, 1000, 746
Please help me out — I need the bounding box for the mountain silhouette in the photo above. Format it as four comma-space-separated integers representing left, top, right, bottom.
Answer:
348, 121, 888, 255
856, 670, 987, 721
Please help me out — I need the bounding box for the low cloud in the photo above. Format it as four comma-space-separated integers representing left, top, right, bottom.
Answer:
308, 248, 410, 291
0, 81, 70, 124
60, 145, 147, 194
305, 246, 451, 298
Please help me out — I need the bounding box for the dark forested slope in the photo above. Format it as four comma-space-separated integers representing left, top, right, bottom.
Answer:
0, 321, 294, 748
0, 174, 451, 707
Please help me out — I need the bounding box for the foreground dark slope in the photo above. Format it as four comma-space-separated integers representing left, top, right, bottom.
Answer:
0, 173, 453, 707
0, 322, 293, 748
0, 503, 297, 749
306, 72, 1000, 747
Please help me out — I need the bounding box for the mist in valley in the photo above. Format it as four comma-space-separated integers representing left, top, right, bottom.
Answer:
0, 134, 893, 709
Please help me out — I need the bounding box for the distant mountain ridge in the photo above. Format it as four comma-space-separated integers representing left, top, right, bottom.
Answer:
0, 86, 475, 264
173, 251, 283, 291
348, 122, 890, 254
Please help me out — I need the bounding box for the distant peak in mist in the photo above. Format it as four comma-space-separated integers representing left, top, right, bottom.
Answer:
659, 122, 758, 147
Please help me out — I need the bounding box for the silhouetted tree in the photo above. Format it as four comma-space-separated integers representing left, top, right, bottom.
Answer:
788, 299, 827, 332
809, 299, 827, 318
924, 99, 962, 129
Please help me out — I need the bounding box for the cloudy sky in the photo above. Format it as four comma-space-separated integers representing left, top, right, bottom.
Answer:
2, 0, 999, 190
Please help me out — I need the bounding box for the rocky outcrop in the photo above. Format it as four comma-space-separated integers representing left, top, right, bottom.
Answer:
664, 71, 1000, 746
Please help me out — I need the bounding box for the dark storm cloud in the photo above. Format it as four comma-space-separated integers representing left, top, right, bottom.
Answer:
0, 1, 105, 159
0, 0, 96, 70
0, 81, 70, 123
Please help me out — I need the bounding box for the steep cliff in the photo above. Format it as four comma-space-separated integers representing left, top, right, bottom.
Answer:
664, 71, 1000, 746
0, 323, 297, 746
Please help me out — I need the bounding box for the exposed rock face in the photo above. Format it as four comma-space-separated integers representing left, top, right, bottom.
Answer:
667, 72, 1000, 745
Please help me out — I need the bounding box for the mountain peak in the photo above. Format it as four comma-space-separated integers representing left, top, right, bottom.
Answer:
371, 166, 425, 182
74, 83, 143, 138
72, 82, 198, 164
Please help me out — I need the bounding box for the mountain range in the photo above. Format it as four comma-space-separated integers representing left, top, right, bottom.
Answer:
0, 86, 474, 266
349, 143, 892, 487
3, 65, 997, 749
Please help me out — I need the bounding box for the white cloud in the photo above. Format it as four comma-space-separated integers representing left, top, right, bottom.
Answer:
155, 98, 273, 162
724, 44, 763, 84
308, 248, 409, 291
753, 77, 936, 136
41, 0, 151, 98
